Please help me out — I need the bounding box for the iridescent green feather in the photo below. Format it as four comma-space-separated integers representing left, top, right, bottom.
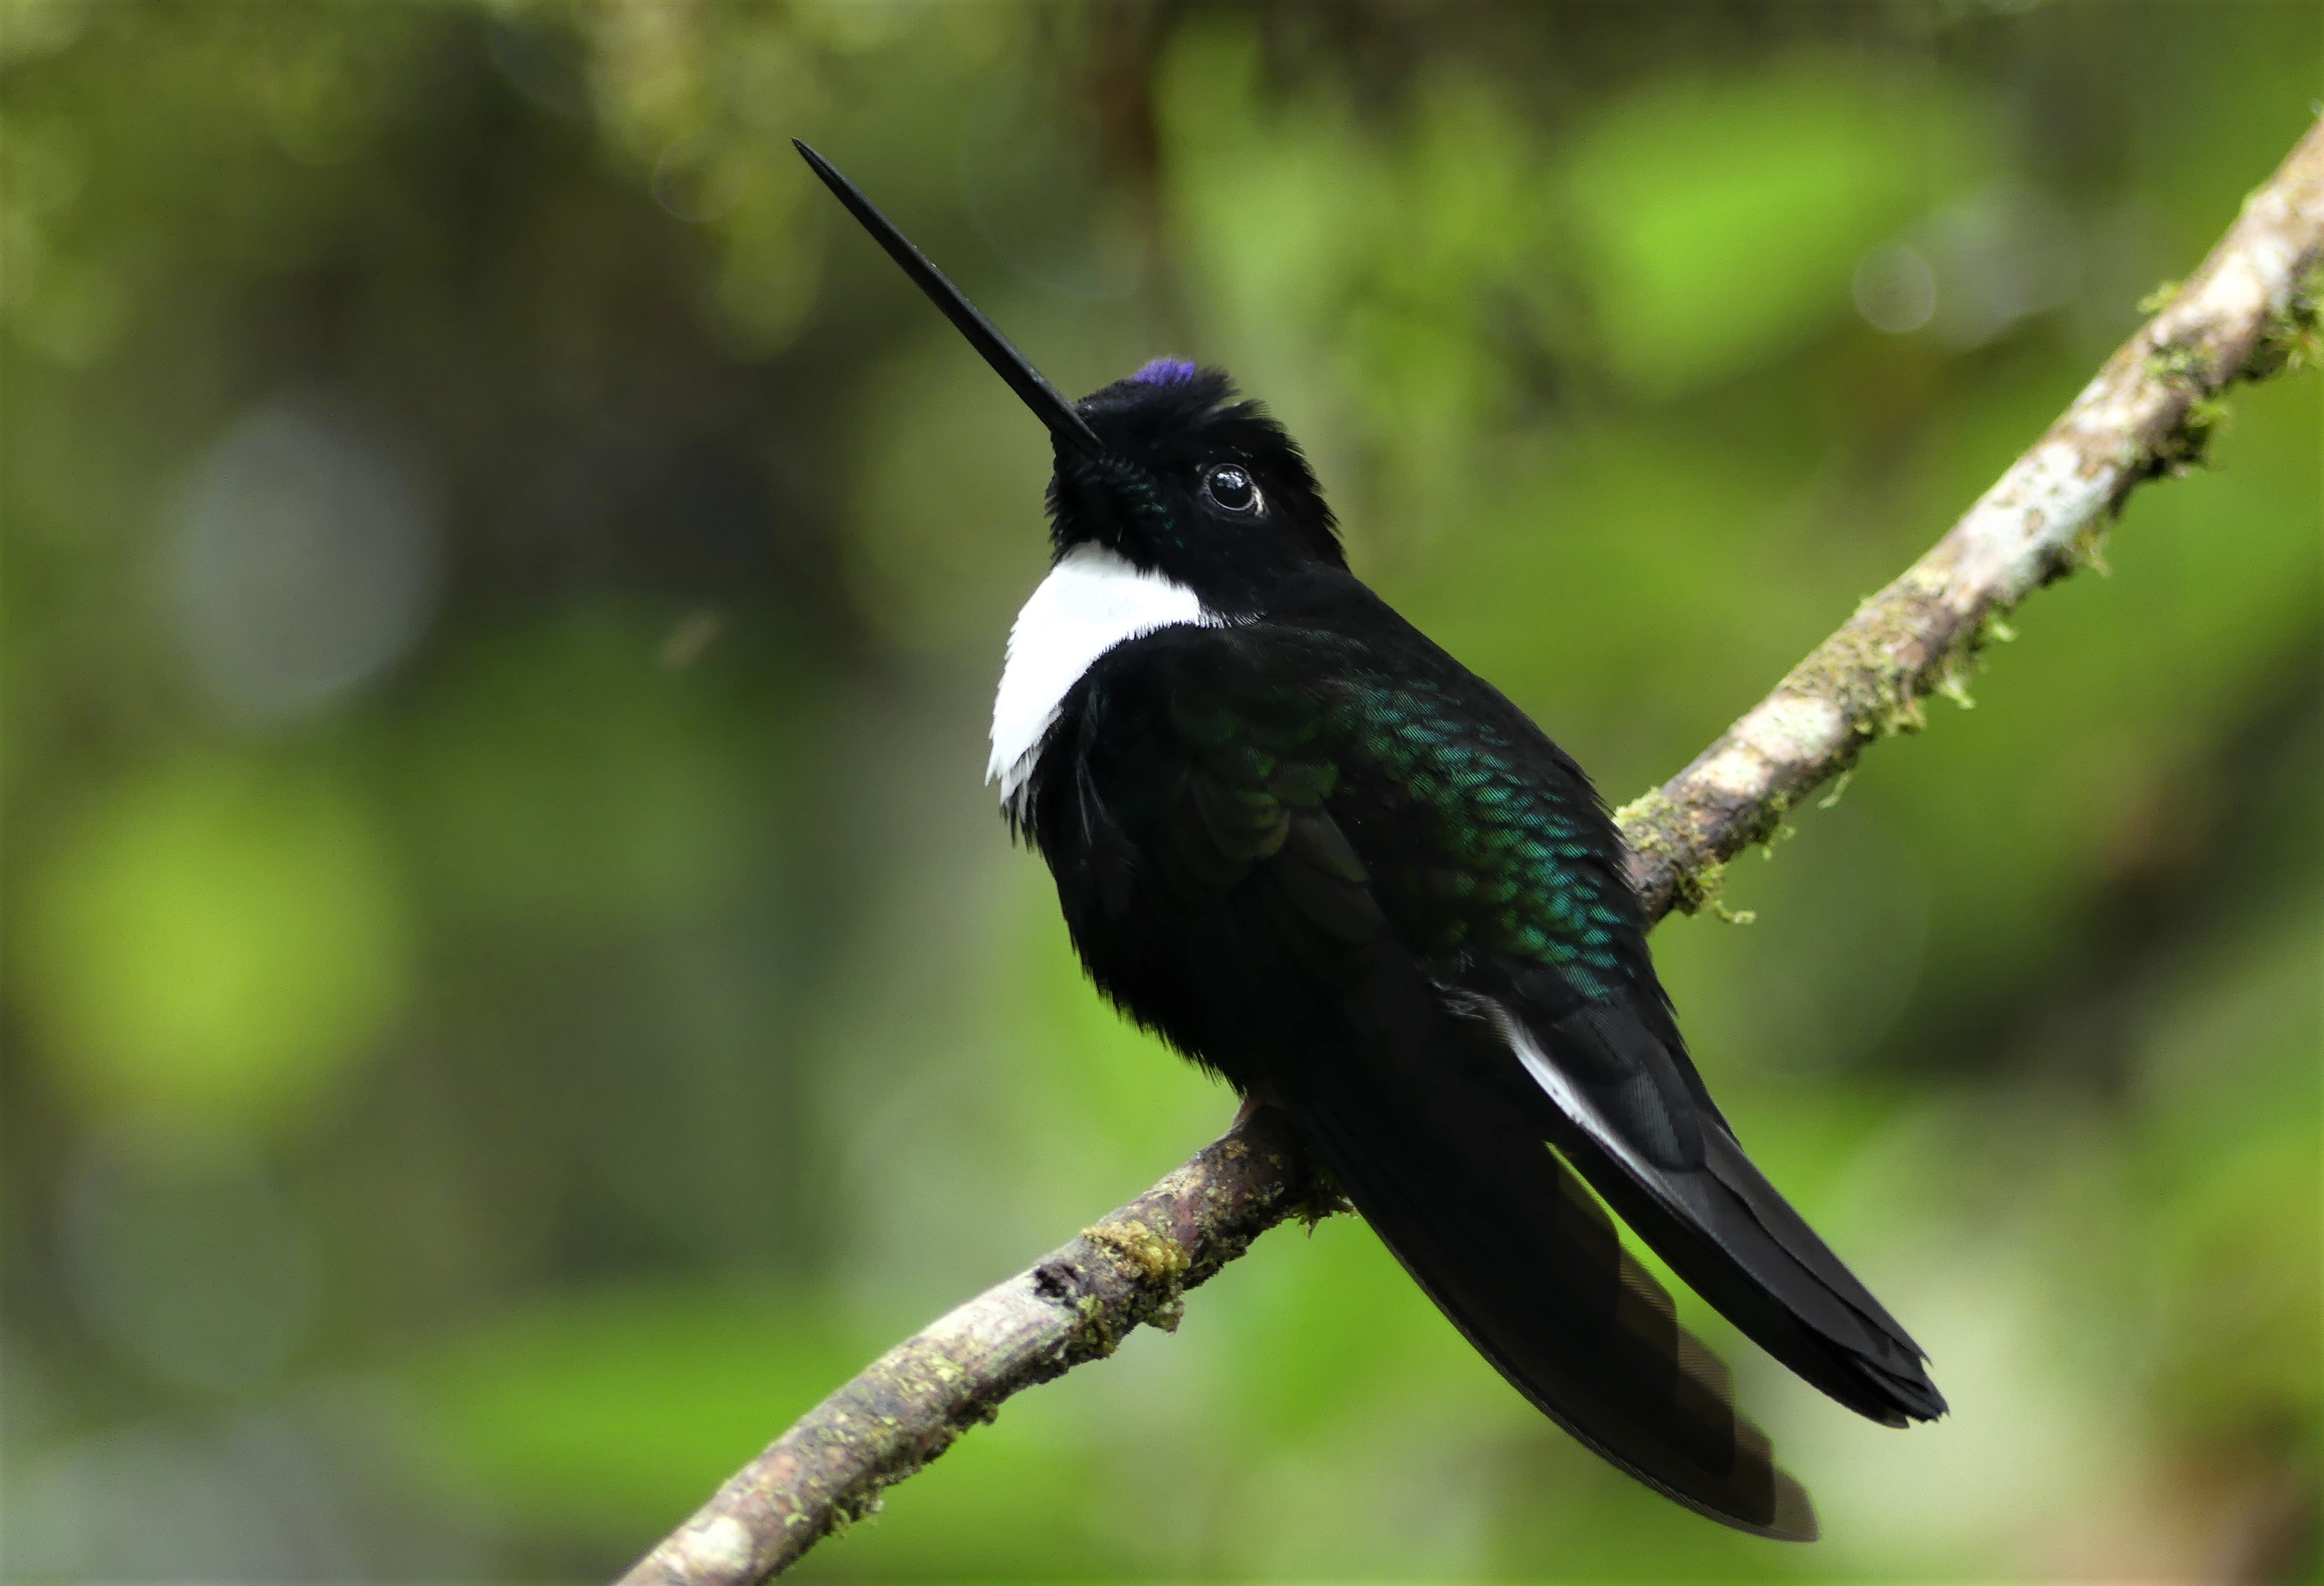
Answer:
1173, 650, 1631, 999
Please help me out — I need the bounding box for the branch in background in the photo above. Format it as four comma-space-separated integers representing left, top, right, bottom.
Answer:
620, 115, 2324, 1586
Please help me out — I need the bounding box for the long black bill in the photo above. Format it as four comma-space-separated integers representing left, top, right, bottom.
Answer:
794, 140, 1108, 461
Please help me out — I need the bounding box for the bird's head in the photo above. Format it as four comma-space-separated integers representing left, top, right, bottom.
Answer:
1054, 360, 1341, 613
796, 142, 1342, 617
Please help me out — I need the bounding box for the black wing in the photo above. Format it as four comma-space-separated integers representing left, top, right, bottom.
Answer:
1027, 619, 1917, 1537
1319, 639, 1948, 1429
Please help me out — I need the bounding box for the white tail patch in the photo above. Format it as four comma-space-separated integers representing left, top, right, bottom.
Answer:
988, 543, 1217, 805
1479, 998, 1666, 1191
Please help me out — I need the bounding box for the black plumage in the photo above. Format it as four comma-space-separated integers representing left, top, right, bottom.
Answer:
798, 141, 1943, 1541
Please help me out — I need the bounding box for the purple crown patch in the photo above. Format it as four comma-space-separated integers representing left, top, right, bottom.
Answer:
1131, 357, 1199, 386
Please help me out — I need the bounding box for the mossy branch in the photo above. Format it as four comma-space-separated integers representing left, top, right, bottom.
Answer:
617, 113, 2324, 1586
618, 1106, 1332, 1584
1616, 117, 2324, 920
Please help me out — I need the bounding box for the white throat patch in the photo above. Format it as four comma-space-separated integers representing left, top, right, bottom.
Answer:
988, 543, 1217, 805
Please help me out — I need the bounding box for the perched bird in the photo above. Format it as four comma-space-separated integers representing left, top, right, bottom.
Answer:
796, 140, 1943, 1541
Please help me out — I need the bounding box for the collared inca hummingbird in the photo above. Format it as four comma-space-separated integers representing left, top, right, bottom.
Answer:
798, 140, 1942, 1541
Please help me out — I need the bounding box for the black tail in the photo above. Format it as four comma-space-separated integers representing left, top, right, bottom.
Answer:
1516, 997, 1948, 1429
1558, 1113, 1946, 1427
1261, 1010, 1820, 1541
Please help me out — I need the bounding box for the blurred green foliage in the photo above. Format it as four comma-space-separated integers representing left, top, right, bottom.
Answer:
1, 2, 2316, 1580
24, 757, 411, 1133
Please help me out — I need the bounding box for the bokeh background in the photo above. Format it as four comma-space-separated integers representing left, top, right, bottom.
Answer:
2, 2, 2318, 1579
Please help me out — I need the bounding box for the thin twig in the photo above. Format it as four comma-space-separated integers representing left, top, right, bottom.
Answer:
619, 115, 2324, 1586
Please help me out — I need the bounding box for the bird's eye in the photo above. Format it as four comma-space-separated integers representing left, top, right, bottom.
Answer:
1203, 463, 1260, 515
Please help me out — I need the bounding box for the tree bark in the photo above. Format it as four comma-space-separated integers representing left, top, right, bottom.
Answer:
620, 113, 2324, 1586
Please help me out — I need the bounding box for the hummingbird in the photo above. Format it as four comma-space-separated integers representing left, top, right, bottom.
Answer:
796, 140, 1942, 1541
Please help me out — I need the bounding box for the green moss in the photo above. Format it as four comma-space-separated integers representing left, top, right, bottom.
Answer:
828, 1484, 891, 1532
1294, 1177, 1354, 1229
2247, 263, 2323, 379
1083, 1219, 1191, 1284
1933, 648, 1978, 711
1784, 592, 1945, 743
2145, 264, 2319, 481
2070, 517, 2115, 576
1673, 856, 1729, 917
1611, 786, 1684, 855
2144, 335, 2228, 475
1066, 1287, 1142, 1357
2148, 340, 2214, 387
2151, 390, 2235, 477
1613, 786, 1740, 917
